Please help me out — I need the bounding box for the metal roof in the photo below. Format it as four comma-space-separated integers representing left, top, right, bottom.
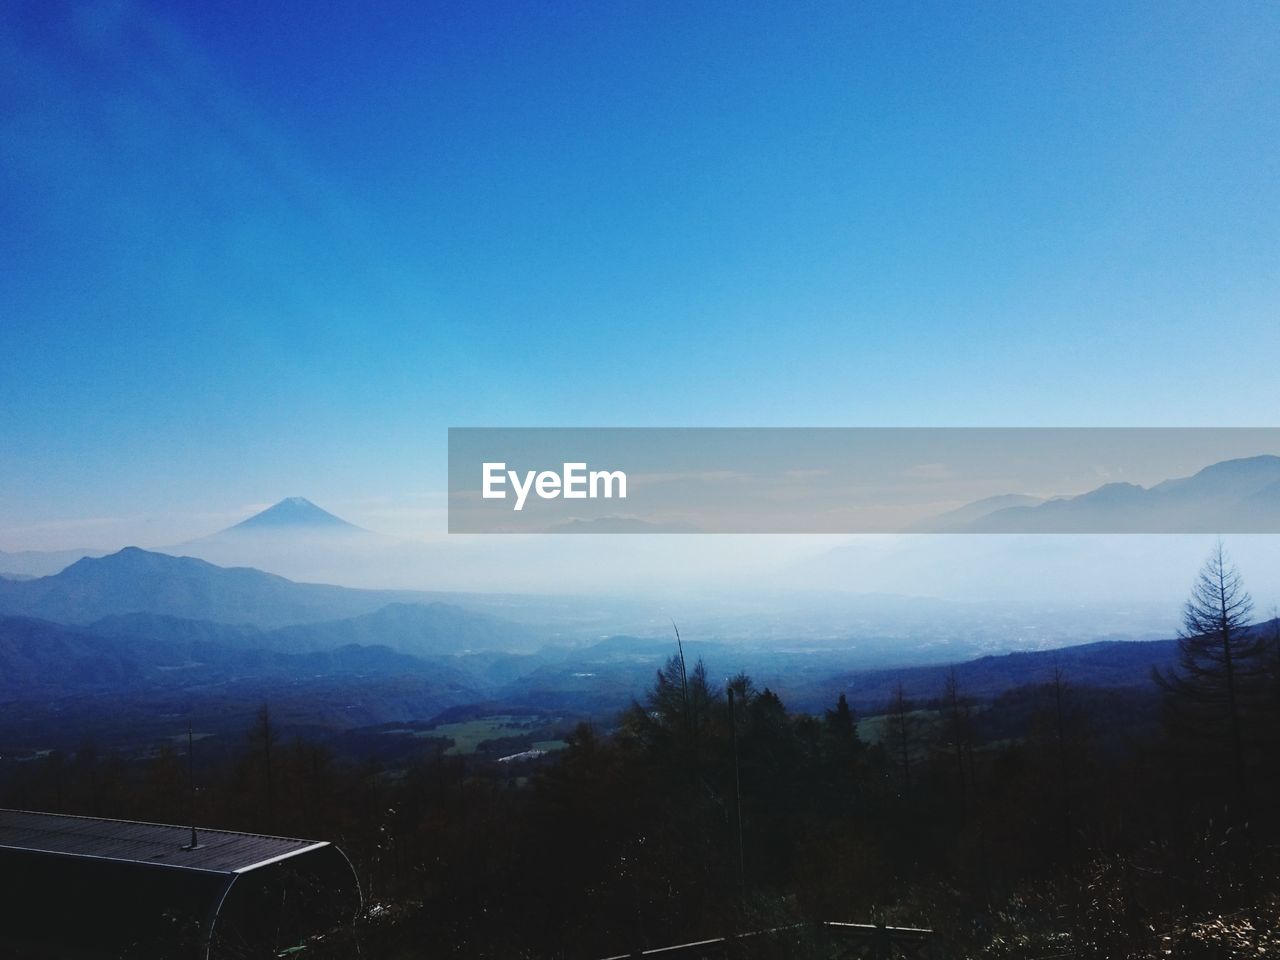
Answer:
0, 808, 328, 875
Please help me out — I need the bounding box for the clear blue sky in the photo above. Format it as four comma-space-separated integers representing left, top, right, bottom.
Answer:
2, 1, 1279, 547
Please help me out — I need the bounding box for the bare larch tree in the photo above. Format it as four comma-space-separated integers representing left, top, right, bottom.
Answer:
1155, 541, 1268, 800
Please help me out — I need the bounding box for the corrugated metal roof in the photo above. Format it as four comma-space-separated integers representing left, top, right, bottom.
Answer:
0, 808, 328, 875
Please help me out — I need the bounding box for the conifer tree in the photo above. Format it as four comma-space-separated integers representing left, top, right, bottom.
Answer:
1156, 542, 1268, 798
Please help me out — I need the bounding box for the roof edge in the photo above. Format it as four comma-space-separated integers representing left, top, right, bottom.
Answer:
233, 840, 330, 874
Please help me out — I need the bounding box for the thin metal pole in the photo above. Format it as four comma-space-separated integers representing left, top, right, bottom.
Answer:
187, 723, 199, 850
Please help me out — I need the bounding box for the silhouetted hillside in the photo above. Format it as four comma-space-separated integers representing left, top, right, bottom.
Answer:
0, 614, 480, 698
0, 617, 151, 690
0, 548, 441, 628
819, 636, 1180, 711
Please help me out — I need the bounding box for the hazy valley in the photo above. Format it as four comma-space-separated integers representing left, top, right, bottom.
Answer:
0, 493, 1234, 770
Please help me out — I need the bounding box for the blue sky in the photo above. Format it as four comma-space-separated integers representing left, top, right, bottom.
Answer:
2, 1, 1279, 548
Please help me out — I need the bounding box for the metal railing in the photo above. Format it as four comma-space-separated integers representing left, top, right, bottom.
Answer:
597, 920, 936, 959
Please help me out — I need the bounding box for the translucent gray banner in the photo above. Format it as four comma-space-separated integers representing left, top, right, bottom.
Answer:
448, 428, 1280, 534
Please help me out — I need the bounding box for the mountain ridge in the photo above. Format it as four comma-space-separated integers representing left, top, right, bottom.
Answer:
929, 455, 1280, 533
0, 546, 494, 630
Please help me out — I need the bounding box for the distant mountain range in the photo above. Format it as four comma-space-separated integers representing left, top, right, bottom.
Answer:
912, 494, 1046, 532
0, 498, 376, 582
0, 547, 392, 627
0, 546, 541, 712
917, 455, 1280, 533
0, 547, 534, 650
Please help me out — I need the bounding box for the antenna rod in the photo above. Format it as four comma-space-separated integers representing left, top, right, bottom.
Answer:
186, 723, 199, 850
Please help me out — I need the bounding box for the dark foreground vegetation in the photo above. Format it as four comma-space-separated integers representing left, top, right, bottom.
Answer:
3, 547, 1280, 959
